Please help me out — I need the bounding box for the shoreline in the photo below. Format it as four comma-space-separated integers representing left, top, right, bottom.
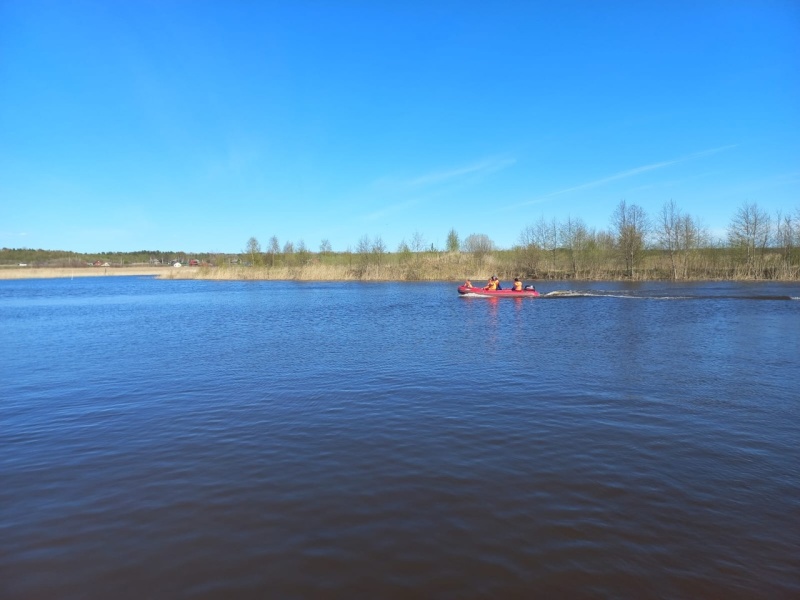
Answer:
1, 266, 798, 283
0, 267, 178, 279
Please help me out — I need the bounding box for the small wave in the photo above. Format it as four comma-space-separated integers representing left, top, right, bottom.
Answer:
678, 294, 796, 301
740, 295, 796, 301
543, 290, 584, 297
541, 291, 798, 301
543, 291, 662, 299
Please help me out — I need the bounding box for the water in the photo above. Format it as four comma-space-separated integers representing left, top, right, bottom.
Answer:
2, 277, 799, 599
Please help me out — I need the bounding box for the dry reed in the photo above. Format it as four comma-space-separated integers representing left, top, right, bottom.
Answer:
3, 248, 798, 282
0, 266, 172, 280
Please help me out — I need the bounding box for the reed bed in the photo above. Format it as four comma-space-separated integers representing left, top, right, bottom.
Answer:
158, 249, 800, 282
0, 266, 170, 279
158, 261, 476, 282
3, 248, 798, 282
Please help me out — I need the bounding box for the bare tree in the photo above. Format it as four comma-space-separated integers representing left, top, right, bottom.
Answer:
560, 215, 589, 277
535, 216, 559, 273
678, 214, 708, 278
517, 216, 560, 276
657, 199, 682, 280
517, 224, 542, 277
245, 236, 262, 266
296, 239, 310, 264
319, 239, 332, 256
727, 202, 771, 278
657, 201, 710, 279
356, 235, 371, 265
773, 210, 799, 277
371, 236, 386, 265
411, 231, 426, 253
282, 240, 295, 267
268, 235, 280, 267
463, 233, 494, 265
612, 200, 649, 277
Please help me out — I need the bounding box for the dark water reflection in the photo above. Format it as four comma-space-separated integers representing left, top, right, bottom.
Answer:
2, 278, 799, 599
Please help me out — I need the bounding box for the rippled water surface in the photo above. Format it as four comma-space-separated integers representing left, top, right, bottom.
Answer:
2, 277, 799, 599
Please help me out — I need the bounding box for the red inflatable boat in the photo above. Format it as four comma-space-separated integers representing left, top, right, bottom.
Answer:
458, 285, 540, 298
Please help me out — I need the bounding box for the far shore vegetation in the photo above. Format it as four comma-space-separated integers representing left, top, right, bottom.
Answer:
3, 201, 799, 282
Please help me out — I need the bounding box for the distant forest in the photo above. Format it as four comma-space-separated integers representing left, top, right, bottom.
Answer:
3, 201, 799, 280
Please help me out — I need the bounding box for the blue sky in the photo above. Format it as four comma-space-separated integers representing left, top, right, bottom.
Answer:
1, 0, 798, 253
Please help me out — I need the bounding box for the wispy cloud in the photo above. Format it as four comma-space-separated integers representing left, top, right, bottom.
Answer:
406, 156, 516, 187
363, 156, 516, 221
503, 145, 738, 210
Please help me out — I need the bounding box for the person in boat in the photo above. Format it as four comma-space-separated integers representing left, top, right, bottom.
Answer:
463, 279, 472, 288
484, 276, 498, 291
512, 277, 523, 291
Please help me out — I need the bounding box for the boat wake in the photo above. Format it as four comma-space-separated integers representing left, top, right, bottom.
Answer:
541, 290, 799, 301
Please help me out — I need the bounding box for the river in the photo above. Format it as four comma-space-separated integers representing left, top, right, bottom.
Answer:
2, 277, 799, 598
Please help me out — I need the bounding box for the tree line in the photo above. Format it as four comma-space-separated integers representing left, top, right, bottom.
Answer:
3, 200, 798, 280
0, 248, 216, 268
239, 200, 799, 280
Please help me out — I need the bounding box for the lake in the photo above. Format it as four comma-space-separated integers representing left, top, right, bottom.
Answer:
2, 277, 799, 599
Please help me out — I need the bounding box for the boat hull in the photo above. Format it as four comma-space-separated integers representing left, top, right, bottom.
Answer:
458, 285, 540, 297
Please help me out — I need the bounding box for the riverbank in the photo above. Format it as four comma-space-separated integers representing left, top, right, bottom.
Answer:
4, 243, 800, 282
2, 261, 798, 281
0, 264, 466, 281
0, 266, 179, 279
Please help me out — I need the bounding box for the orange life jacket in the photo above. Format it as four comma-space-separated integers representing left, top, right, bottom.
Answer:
513, 281, 522, 291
